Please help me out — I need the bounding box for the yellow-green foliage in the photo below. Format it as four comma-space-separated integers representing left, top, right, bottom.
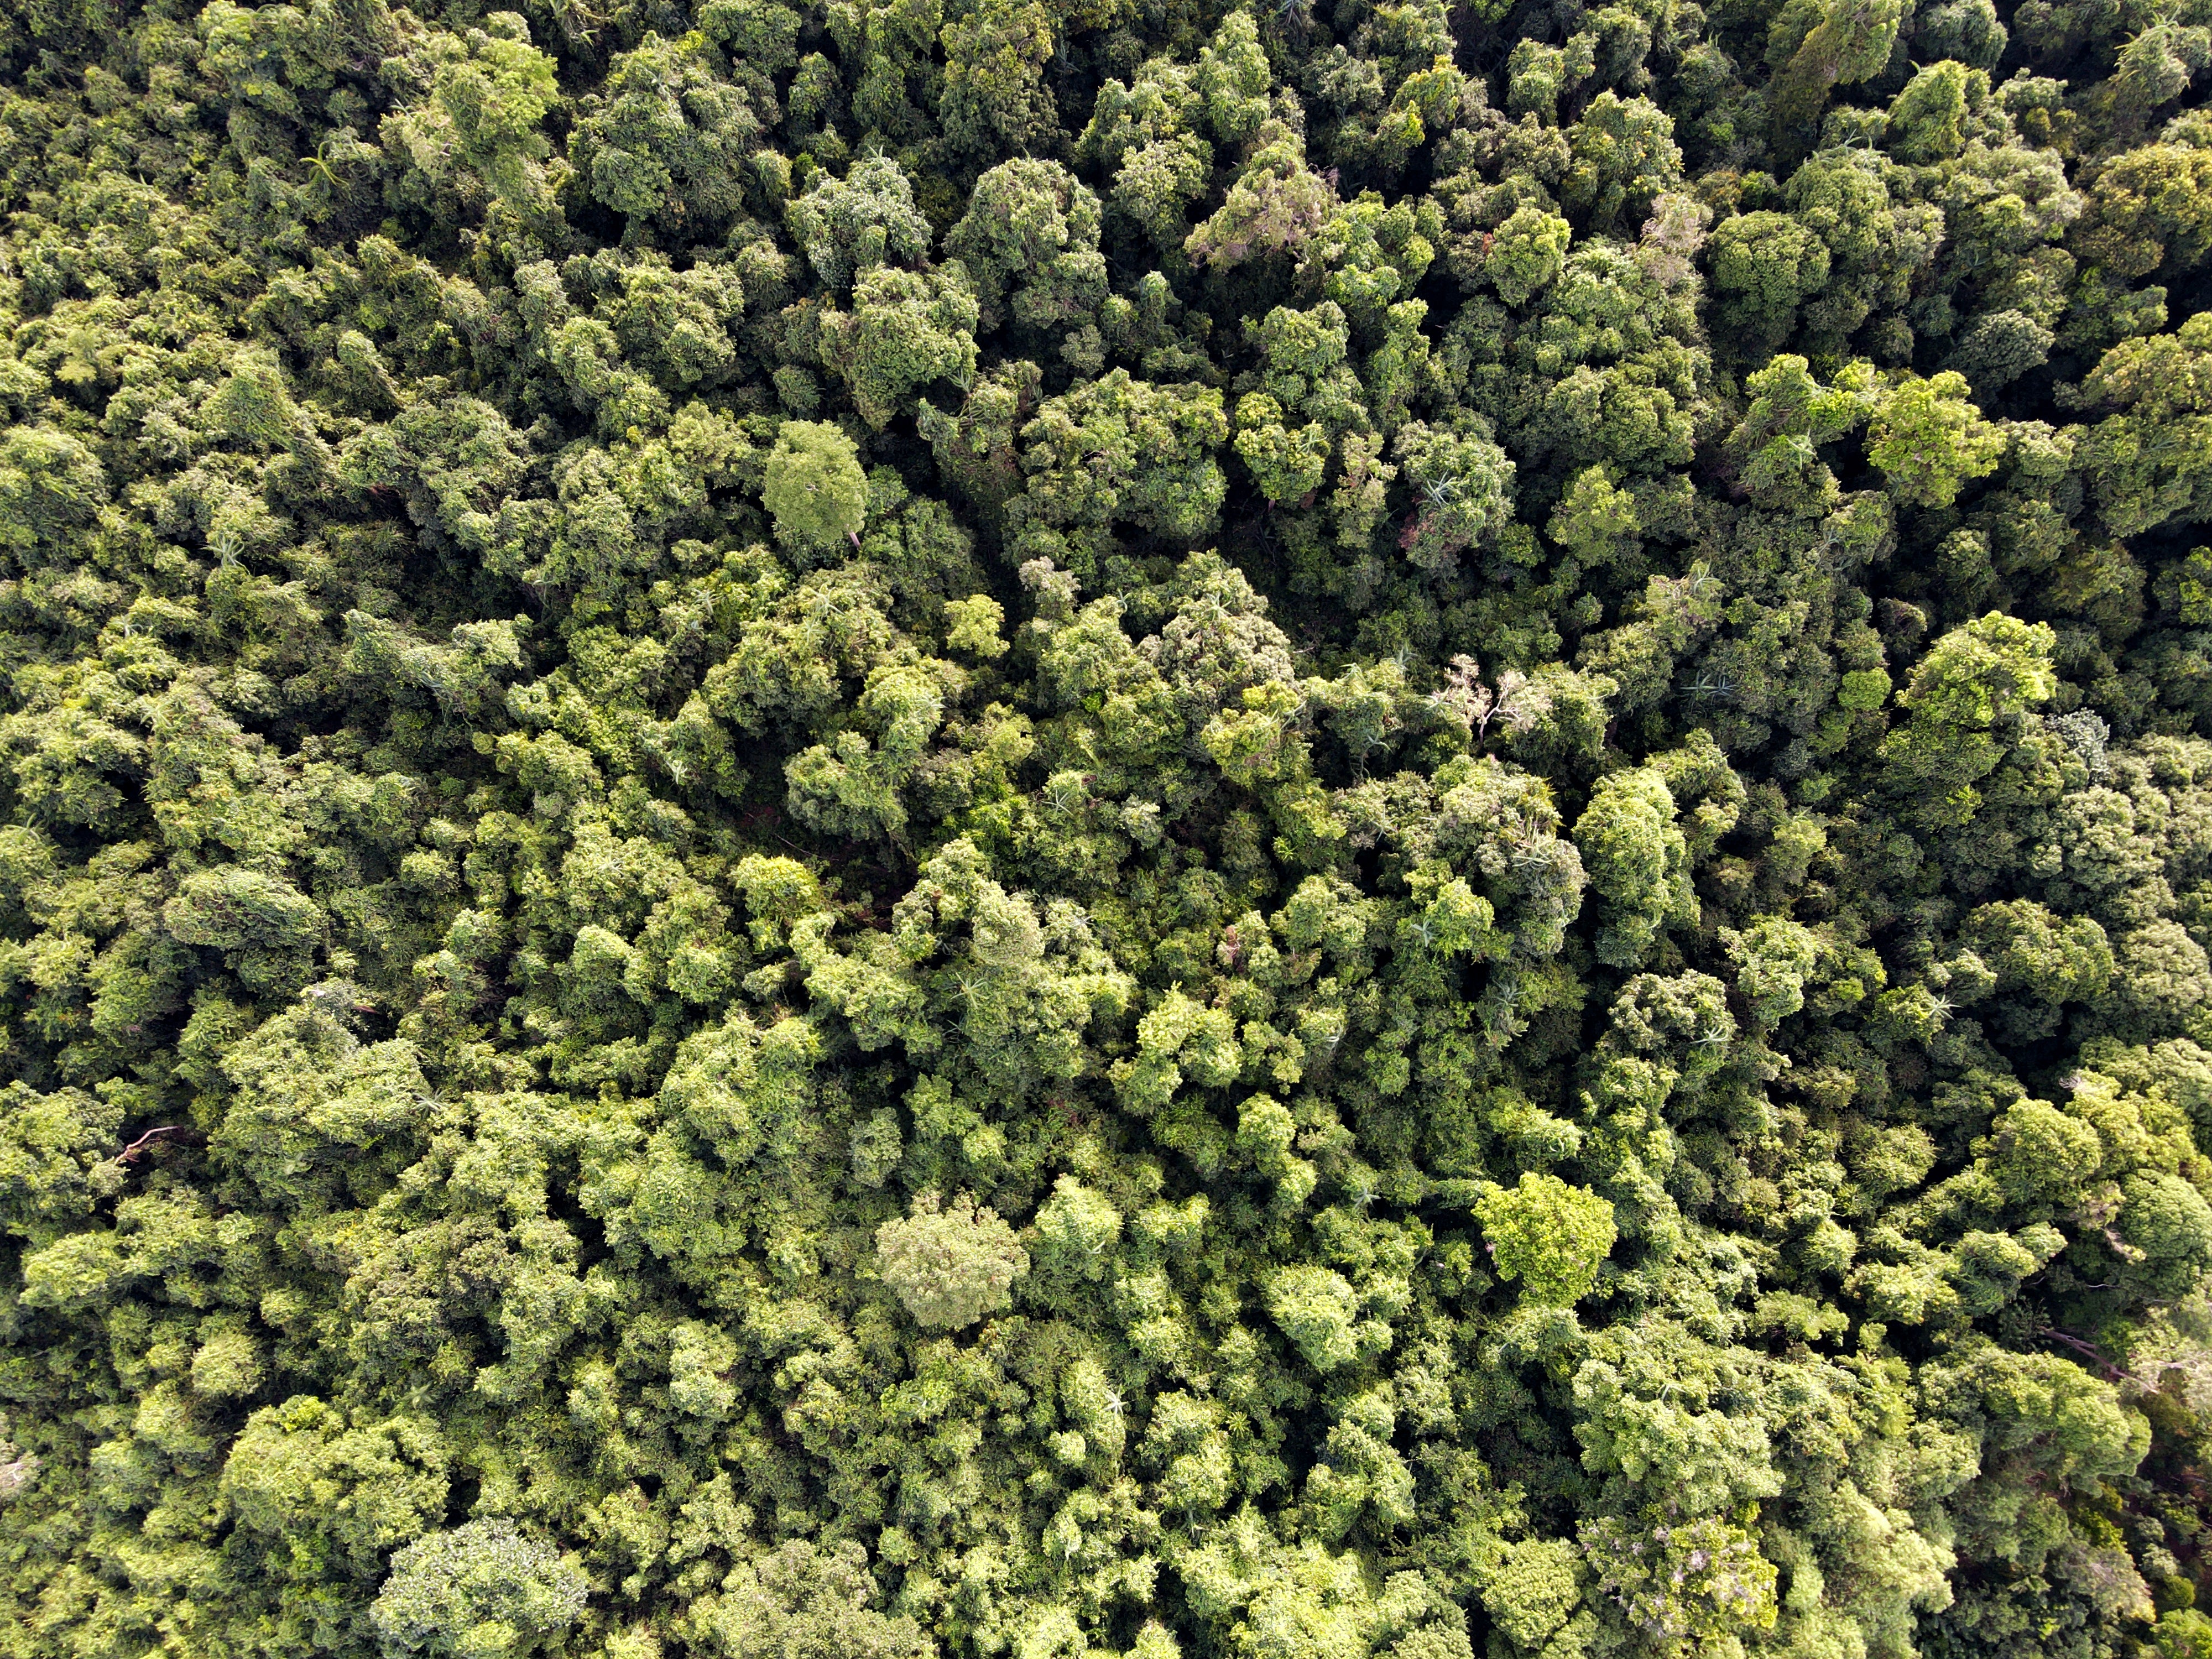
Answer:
2, 4, 2212, 1659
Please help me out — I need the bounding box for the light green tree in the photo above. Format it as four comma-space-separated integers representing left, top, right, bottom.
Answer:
1865, 371, 2006, 508
1475, 1173, 1618, 1305
1878, 611, 2057, 827
1574, 767, 1693, 968
877, 1191, 1030, 1329
762, 421, 869, 556
371, 1519, 588, 1659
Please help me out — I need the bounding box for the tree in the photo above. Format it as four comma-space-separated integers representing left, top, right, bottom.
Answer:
2069, 313, 2212, 538
1474, 1173, 1618, 1305
1265, 1264, 1366, 1371
1709, 213, 1830, 356
823, 265, 980, 429
1031, 1175, 1122, 1285
1579, 1513, 1779, 1647
223, 1396, 450, 1580
939, 0, 1057, 157
1563, 95, 1683, 234
1879, 611, 2057, 826
1008, 369, 1229, 575
1574, 766, 1693, 967
1487, 239, 1709, 483
0, 425, 108, 564
1484, 206, 1573, 309
785, 155, 935, 293
371, 1519, 589, 1659
1765, 0, 1903, 150
1961, 900, 2112, 1040
1234, 394, 1331, 504
2121, 1173, 2212, 1296
1477, 1538, 1582, 1650
1392, 420, 1516, 574
1886, 60, 1981, 164
826, 0, 937, 143
1721, 353, 1874, 509
918, 359, 1043, 528
694, 1540, 935, 1659
763, 421, 869, 555
1195, 11, 1273, 145
1185, 121, 1337, 270
1721, 913, 1820, 1024
165, 866, 324, 992
382, 15, 564, 229
1865, 371, 2006, 509
945, 161, 1107, 336
2075, 145, 2212, 279
876, 1192, 1030, 1328
1080, 60, 1212, 247
569, 33, 768, 238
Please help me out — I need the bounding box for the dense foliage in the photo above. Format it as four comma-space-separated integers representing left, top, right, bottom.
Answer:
7, 0, 2212, 1653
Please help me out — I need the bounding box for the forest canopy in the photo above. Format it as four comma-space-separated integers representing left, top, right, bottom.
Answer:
6, 0, 2212, 1655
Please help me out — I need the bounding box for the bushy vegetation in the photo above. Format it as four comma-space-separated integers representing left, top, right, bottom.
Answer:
6, 0, 2212, 1653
